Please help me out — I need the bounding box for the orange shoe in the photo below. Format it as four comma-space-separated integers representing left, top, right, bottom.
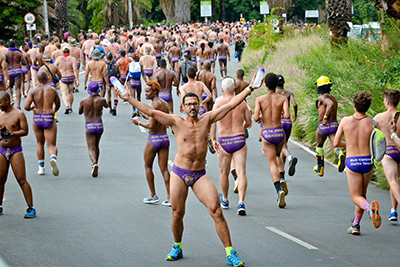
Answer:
369, 201, 381, 229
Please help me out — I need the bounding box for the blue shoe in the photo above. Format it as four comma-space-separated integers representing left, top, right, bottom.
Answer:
0, 206, 3, 215
24, 207, 36, 219
389, 211, 398, 221
227, 250, 245, 266
219, 193, 229, 209
143, 194, 159, 204
237, 203, 246, 216
166, 244, 183, 261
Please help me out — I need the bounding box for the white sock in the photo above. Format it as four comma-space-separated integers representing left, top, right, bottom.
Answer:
391, 208, 397, 213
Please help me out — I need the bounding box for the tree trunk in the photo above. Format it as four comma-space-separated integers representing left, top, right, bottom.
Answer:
212, 0, 216, 21
55, 0, 68, 36
326, 0, 351, 46
160, 0, 190, 23
221, 0, 225, 22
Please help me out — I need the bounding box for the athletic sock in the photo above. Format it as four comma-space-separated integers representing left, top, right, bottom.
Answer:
238, 201, 244, 205
174, 242, 182, 249
225, 246, 234, 256
316, 147, 324, 155
279, 172, 285, 180
353, 212, 363, 226
108, 101, 112, 110
113, 99, 118, 109
50, 155, 57, 161
231, 169, 238, 180
391, 208, 397, 213
274, 181, 282, 194
361, 200, 371, 212
38, 160, 45, 167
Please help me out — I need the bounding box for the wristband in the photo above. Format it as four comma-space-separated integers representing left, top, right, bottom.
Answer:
249, 86, 254, 92
247, 88, 252, 95
391, 132, 397, 140
138, 121, 141, 126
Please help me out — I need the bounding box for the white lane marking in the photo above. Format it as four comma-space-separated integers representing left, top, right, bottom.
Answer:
0, 256, 9, 267
168, 160, 174, 167
138, 126, 146, 133
265, 227, 319, 250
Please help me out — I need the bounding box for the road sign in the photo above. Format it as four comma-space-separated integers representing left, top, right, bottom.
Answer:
305, 10, 319, 18
200, 1, 212, 17
271, 18, 280, 27
260, 1, 270, 15
24, 13, 36, 24
26, 24, 36, 31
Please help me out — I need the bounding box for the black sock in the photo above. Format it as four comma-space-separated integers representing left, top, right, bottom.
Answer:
108, 101, 112, 110
279, 172, 285, 180
114, 99, 118, 109
231, 169, 238, 180
274, 181, 281, 194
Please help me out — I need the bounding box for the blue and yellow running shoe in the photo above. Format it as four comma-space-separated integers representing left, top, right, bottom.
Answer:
166, 244, 183, 261
227, 250, 245, 266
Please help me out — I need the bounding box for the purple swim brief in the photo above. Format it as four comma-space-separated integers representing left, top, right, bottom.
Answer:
8, 68, 22, 78
199, 59, 206, 64
120, 74, 127, 83
202, 91, 213, 101
155, 53, 162, 58
318, 122, 339, 136
148, 133, 170, 149
172, 164, 206, 187
33, 113, 55, 129
0, 75, 4, 84
91, 81, 104, 90
199, 106, 206, 116
385, 145, 400, 163
345, 156, 373, 174
191, 57, 197, 63
159, 91, 172, 102
281, 118, 292, 135
171, 57, 179, 63
47, 81, 56, 88
76, 63, 80, 70
209, 58, 215, 63
31, 64, 40, 71
129, 78, 141, 88
21, 66, 29, 74
219, 55, 227, 61
0, 145, 23, 161
61, 76, 75, 85
218, 135, 246, 154
262, 127, 285, 145
86, 121, 104, 135
144, 69, 153, 77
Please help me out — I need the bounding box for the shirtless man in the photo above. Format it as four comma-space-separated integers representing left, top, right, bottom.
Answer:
79, 82, 108, 177
44, 37, 57, 57
55, 47, 79, 114
0, 91, 35, 218
5, 41, 27, 109
217, 39, 230, 77
197, 60, 217, 111
51, 43, 63, 62
208, 42, 217, 74
179, 66, 212, 116
82, 33, 95, 67
211, 77, 251, 215
276, 75, 298, 178
24, 70, 61, 177
69, 39, 82, 71
21, 44, 32, 97
117, 76, 259, 267
154, 39, 164, 62
333, 91, 381, 235
29, 42, 42, 87
40, 54, 62, 89
131, 82, 171, 206
254, 73, 289, 208
197, 43, 209, 69
313, 76, 345, 177
0, 53, 9, 92
374, 89, 400, 222
139, 47, 157, 82
153, 59, 178, 114
84, 49, 109, 97
187, 42, 198, 68
167, 43, 181, 72
0, 40, 8, 55
177, 51, 197, 87
127, 53, 143, 117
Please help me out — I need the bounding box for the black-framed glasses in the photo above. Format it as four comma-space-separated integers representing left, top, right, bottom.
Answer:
184, 102, 199, 107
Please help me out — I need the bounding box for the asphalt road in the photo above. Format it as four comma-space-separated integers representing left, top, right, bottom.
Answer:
0, 48, 399, 267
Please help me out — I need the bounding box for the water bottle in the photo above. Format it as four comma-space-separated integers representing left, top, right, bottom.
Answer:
253, 68, 265, 88
110, 76, 127, 95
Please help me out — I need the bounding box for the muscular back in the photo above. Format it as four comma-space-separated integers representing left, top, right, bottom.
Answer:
154, 69, 177, 93
149, 98, 169, 135
317, 93, 338, 122
340, 116, 373, 157
79, 96, 107, 124
27, 83, 60, 114
256, 92, 289, 128
214, 96, 249, 137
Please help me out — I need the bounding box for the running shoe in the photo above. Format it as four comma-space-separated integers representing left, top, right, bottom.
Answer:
347, 223, 360, 235
208, 138, 216, 154
50, 159, 59, 177
336, 149, 345, 173
288, 156, 298, 177
277, 190, 286, 208
369, 201, 382, 229
219, 193, 229, 209
24, 207, 36, 219
166, 244, 183, 261
91, 164, 99, 177
280, 179, 289, 196
69, 108, 73, 114
227, 250, 245, 266
233, 179, 239, 194
389, 211, 398, 221
143, 194, 159, 204
0, 206, 3, 215
73, 88, 79, 93
162, 199, 171, 207
64, 106, 70, 114
37, 166, 45, 175
237, 203, 246, 216
245, 128, 249, 138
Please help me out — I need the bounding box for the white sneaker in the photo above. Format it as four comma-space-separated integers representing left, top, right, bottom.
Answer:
162, 199, 171, 206
91, 164, 99, 177
37, 166, 45, 175
50, 159, 59, 177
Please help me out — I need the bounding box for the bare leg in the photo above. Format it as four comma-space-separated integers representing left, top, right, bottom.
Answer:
43, 124, 58, 157
32, 123, 46, 160
232, 146, 248, 202
0, 156, 10, 206
157, 146, 170, 199
169, 173, 189, 243
144, 141, 158, 197
60, 82, 69, 108
67, 84, 74, 108
218, 148, 232, 200
85, 131, 102, 164
10, 153, 33, 207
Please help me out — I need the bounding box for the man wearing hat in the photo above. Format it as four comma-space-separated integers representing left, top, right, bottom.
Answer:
55, 47, 79, 114
313, 76, 345, 177
84, 49, 109, 97
78, 81, 108, 177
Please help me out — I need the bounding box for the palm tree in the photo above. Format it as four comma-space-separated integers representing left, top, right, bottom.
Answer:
55, 0, 69, 36
326, 0, 352, 46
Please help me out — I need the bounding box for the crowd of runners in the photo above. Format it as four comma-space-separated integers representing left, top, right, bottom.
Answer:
0, 20, 399, 267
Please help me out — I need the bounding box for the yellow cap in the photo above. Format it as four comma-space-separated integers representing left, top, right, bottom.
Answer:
316, 76, 332, 87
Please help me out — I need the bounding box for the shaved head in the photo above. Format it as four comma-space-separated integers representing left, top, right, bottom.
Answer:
37, 70, 49, 83
0, 91, 10, 102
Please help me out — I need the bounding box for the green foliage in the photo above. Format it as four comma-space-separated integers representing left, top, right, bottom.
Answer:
288, 0, 325, 22
68, 0, 87, 39
352, 0, 379, 25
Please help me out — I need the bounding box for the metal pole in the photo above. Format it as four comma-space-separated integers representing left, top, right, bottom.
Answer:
128, 0, 133, 29
29, 30, 32, 41
43, 0, 50, 36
